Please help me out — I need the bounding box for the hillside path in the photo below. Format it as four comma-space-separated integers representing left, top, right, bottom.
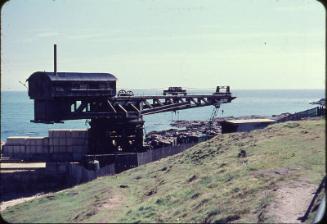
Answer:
267, 181, 316, 223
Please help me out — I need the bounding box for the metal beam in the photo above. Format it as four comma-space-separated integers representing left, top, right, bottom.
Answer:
142, 102, 190, 115
117, 104, 128, 117
75, 101, 87, 112
143, 100, 153, 108
129, 103, 140, 113
106, 100, 117, 113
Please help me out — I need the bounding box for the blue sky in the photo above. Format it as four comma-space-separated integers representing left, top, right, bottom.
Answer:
1, 0, 325, 90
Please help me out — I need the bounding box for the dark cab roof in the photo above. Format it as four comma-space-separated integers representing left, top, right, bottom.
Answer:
27, 71, 117, 82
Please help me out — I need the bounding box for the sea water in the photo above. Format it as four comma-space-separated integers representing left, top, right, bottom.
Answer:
1, 89, 324, 141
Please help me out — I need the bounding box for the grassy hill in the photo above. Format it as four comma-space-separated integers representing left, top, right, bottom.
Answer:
1, 119, 325, 223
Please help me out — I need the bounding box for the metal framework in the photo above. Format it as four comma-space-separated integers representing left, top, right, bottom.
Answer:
74, 89, 235, 155
51, 92, 235, 122
30, 85, 235, 155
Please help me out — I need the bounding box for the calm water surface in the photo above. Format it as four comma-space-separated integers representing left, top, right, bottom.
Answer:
1, 89, 324, 141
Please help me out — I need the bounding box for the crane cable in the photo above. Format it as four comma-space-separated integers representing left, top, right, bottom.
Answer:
207, 103, 220, 131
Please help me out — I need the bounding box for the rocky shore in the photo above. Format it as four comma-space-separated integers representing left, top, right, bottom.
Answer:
144, 105, 325, 149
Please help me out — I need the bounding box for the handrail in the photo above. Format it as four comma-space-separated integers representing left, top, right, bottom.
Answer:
299, 175, 326, 222
313, 195, 325, 224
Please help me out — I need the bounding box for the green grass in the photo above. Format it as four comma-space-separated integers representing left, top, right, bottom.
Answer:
1, 119, 325, 223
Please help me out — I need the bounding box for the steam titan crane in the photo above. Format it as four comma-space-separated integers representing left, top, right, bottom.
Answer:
27, 71, 235, 155
26, 46, 234, 155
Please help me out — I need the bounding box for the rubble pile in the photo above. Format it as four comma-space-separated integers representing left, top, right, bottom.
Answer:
145, 114, 275, 149
145, 120, 223, 149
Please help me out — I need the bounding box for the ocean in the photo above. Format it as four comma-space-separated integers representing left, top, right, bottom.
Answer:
1, 89, 324, 141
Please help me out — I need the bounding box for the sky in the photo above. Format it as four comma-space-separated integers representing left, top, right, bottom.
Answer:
1, 0, 325, 90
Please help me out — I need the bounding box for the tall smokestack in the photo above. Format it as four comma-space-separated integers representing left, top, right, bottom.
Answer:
54, 44, 57, 75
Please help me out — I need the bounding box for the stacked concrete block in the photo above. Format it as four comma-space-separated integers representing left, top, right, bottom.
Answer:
2, 136, 49, 160
49, 129, 69, 153
2, 136, 29, 158
26, 137, 49, 154
3, 129, 88, 162
48, 129, 88, 161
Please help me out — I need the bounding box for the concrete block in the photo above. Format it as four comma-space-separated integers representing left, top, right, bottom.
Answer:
13, 146, 19, 153
52, 146, 58, 153
30, 146, 36, 154
71, 129, 88, 138
26, 139, 31, 146
43, 137, 49, 146
54, 138, 60, 146
14, 153, 21, 159
68, 137, 75, 146
61, 146, 68, 152
58, 163, 67, 173
39, 146, 44, 154
33, 147, 39, 154
66, 136, 88, 146
52, 138, 58, 146
82, 145, 88, 152
49, 138, 54, 145
45, 162, 58, 173
41, 146, 47, 153
2, 145, 12, 155
64, 146, 71, 153
26, 145, 32, 153
71, 145, 80, 151
53, 131, 60, 137
52, 154, 60, 161
76, 138, 87, 145
15, 146, 20, 153
49, 130, 54, 138
66, 130, 73, 138
1, 145, 8, 154
81, 138, 88, 145
33, 140, 43, 146
64, 130, 72, 138
70, 138, 78, 145
49, 145, 54, 153
26, 137, 45, 146
51, 145, 58, 152
66, 146, 73, 153
23, 153, 31, 160
59, 138, 66, 146
36, 146, 43, 153
8, 145, 14, 152
42, 146, 49, 154
57, 145, 64, 153
71, 131, 79, 138
49, 129, 71, 138
6, 136, 29, 145
55, 146, 62, 152
19, 146, 25, 153
56, 153, 72, 162
70, 138, 79, 145
82, 169, 96, 182
19, 146, 24, 154
72, 153, 82, 161
68, 163, 83, 185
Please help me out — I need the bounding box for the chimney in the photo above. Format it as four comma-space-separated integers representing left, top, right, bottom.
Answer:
54, 44, 57, 75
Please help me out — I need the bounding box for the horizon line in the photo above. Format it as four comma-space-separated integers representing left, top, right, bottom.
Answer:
1, 88, 325, 92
